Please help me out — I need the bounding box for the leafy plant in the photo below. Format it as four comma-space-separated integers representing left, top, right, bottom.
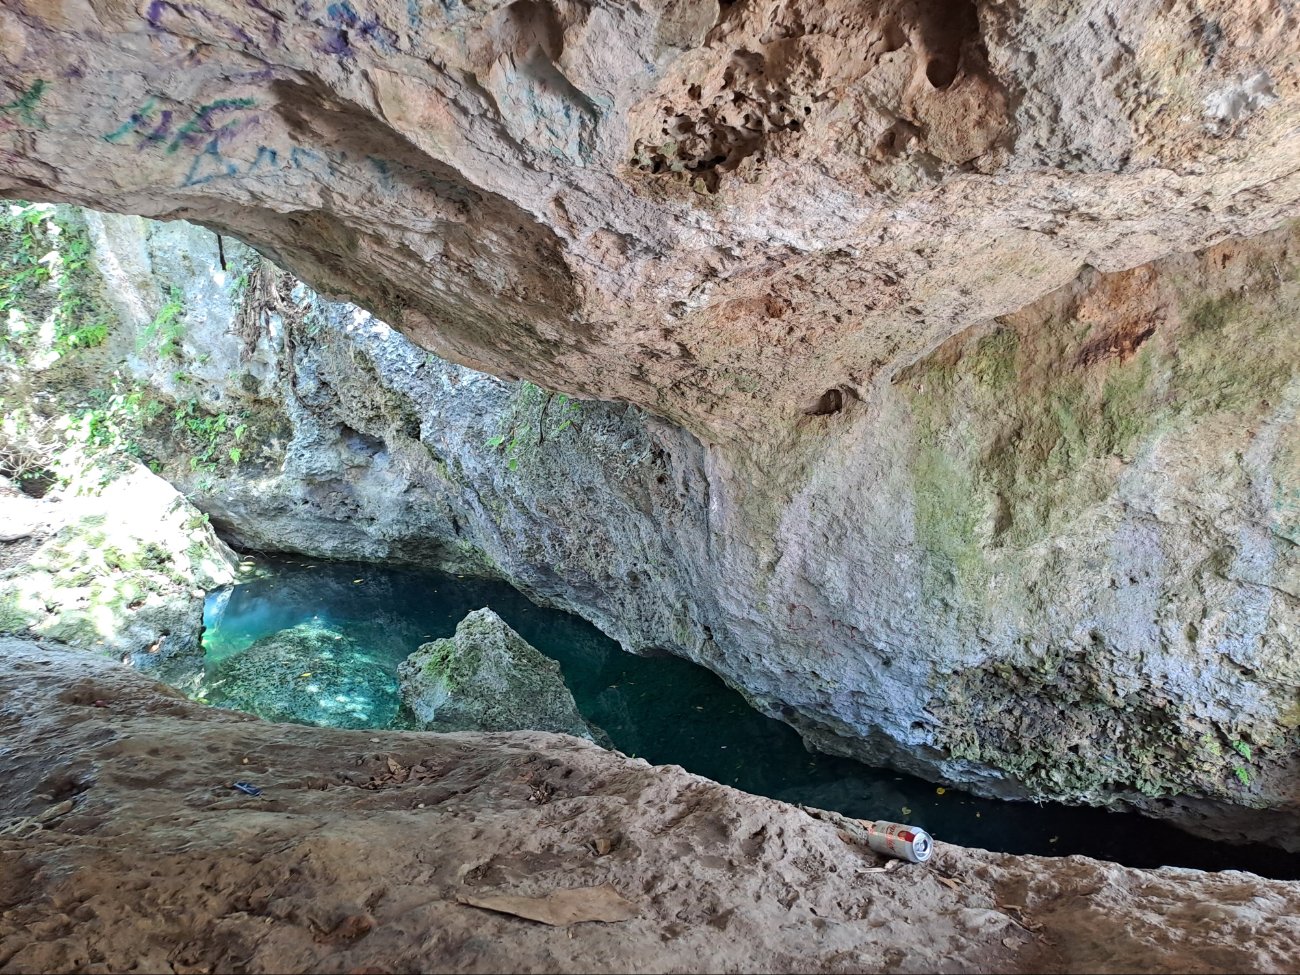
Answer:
141, 286, 187, 359
483, 382, 583, 472
72, 384, 154, 460
171, 399, 248, 474
51, 226, 112, 352
184, 511, 212, 530
0, 202, 112, 357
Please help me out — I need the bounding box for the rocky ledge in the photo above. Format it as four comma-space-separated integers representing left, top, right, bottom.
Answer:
2, 637, 1298, 975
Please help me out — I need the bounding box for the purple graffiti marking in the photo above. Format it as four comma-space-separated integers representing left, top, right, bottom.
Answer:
106, 99, 257, 155
247, 0, 285, 45
104, 100, 177, 147
320, 28, 353, 57
145, 1, 256, 47
327, 1, 358, 26
166, 98, 257, 154
318, 0, 398, 57
146, 110, 176, 146
145, 0, 178, 28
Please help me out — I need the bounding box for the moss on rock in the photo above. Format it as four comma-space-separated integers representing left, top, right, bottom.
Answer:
901, 235, 1300, 809
397, 608, 601, 741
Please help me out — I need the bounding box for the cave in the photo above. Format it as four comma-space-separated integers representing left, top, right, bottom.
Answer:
2, 1, 1300, 972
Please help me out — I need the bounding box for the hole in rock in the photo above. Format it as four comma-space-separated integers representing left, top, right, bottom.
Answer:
803, 388, 844, 416
339, 425, 385, 457
925, 56, 960, 90
166, 556, 1300, 877
913, 0, 980, 90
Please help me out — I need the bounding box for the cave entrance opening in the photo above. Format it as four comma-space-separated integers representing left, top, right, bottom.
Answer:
185, 554, 1300, 881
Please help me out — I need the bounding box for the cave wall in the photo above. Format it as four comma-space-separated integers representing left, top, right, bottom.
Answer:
5, 0, 1300, 845
63, 209, 1300, 848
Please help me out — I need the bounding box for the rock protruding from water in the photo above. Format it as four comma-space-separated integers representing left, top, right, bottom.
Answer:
398, 608, 598, 741
201, 622, 399, 729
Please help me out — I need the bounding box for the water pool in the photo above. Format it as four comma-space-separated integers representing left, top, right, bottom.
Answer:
198, 556, 1300, 879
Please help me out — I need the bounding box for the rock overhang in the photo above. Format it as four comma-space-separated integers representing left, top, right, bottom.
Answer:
0, 0, 1295, 443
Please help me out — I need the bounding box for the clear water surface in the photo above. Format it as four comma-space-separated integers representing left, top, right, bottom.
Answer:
201, 556, 1300, 879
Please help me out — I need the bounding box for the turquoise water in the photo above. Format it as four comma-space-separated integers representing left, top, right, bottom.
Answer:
201, 556, 1300, 878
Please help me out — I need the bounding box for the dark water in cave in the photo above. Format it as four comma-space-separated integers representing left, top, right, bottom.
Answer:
199, 556, 1300, 879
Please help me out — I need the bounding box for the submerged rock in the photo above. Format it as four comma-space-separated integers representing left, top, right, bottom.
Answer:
398, 608, 599, 741
200, 622, 399, 729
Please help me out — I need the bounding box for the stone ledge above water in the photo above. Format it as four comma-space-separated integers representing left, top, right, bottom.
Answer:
3, 636, 1300, 974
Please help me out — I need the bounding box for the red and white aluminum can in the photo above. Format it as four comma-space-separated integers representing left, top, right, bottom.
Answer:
865, 820, 934, 863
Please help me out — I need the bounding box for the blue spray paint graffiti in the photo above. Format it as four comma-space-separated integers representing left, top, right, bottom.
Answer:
183, 142, 332, 187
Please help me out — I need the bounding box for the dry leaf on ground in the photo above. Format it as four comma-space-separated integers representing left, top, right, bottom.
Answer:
458, 884, 638, 926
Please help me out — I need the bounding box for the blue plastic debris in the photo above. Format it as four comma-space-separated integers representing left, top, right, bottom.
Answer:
232, 781, 263, 797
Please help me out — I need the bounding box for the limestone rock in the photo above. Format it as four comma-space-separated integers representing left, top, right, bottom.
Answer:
0, 1, 1297, 442
199, 622, 400, 729
3, 637, 1300, 975
398, 608, 597, 741
0, 459, 239, 677
46, 206, 1300, 845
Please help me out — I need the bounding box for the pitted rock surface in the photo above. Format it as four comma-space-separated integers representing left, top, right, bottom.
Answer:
0, 0, 1298, 439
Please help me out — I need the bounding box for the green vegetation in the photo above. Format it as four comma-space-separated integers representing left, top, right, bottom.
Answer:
74, 383, 158, 458
0, 201, 112, 357
140, 285, 186, 358
1231, 740, 1256, 787
170, 398, 248, 474
484, 381, 582, 472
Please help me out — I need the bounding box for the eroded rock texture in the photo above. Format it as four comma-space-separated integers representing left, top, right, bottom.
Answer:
398, 607, 599, 740
47, 209, 1300, 848
0, 0, 1297, 439
5, 638, 1300, 975
5, 0, 1300, 845
0, 462, 238, 671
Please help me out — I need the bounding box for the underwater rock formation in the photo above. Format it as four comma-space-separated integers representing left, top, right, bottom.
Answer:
200, 621, 400, 729
398, 607, 598, 741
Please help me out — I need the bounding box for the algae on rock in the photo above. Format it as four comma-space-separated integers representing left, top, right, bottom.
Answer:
398, 608, 601, 742
0, 459, 238, 676
199, 622, 399, 729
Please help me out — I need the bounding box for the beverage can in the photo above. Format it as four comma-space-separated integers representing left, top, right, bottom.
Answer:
864, 819, 934, 863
